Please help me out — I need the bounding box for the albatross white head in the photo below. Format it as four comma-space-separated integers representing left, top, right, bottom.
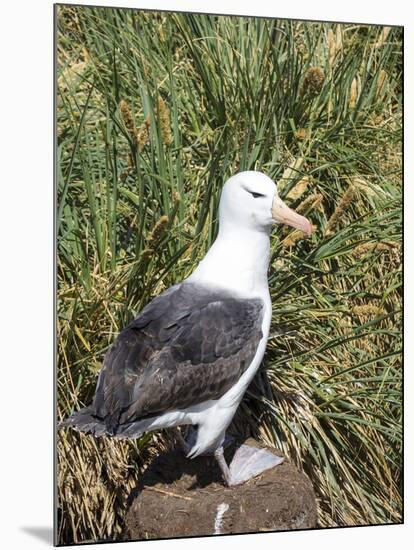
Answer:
219, 171, 312, 236
189, 170, 313, 294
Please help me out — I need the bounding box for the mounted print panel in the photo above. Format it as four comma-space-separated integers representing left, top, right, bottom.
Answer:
55, 3, 403, 545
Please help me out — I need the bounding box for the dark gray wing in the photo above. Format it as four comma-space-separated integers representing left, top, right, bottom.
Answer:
90, 282, 264, 434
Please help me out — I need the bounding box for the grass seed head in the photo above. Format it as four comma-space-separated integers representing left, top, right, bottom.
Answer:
296, 192, 324, 214
282, 226, 315, 248
351, 304, 384, 317
349, 76, 360, 109
327, 26, 342, 67
148, 215, 169, 245
119, 99, 136, 136
325, 185, 355, 236
277, 156, 305, 194
327, 28, 336, 67
376, 69, 387, 98
295, 128, 308, 141
286, 176, 310, 201
301, 66, 325, 96
135, 114, 150, 152
158, 97, 173, 146
352, 242, 396, 257
335, 25, 343, 54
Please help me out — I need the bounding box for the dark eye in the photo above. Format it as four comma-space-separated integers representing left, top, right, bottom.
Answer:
249, 191, 265, 198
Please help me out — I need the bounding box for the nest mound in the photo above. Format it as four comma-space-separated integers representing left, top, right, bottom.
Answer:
124, 438, 317, 540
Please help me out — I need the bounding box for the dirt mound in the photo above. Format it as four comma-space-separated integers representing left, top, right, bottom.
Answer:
124, 438, 317, 540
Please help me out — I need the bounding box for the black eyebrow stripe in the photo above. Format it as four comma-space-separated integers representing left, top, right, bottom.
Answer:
241, 185, 266, 198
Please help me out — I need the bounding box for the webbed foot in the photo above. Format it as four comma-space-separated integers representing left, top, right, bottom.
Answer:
214, 443, 284, 486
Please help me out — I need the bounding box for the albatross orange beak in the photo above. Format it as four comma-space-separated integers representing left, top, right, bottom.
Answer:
271, 195, 313, 236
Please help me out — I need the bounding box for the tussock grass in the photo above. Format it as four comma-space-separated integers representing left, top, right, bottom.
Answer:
56, 5, 402, 544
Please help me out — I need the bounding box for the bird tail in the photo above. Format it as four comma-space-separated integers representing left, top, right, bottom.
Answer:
58, 406, 151, 439
58, 406, 109, 438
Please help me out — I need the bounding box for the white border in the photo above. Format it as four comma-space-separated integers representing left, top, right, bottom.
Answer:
0, 1, 410, 549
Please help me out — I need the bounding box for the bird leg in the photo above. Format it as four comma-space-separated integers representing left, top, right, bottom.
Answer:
214, 446, 233, 486
174, 427, 191, 454
214, 443, 284, 487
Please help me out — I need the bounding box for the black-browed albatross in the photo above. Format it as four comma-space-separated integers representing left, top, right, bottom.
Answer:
60, 171, 312, 486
